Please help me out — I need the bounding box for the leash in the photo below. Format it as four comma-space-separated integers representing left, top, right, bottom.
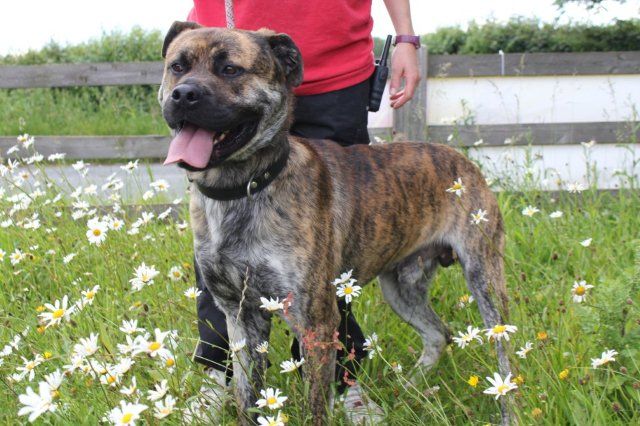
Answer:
224, 0, 235, 29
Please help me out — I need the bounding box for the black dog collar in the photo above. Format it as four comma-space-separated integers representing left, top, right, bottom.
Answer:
195, 148, 289, 201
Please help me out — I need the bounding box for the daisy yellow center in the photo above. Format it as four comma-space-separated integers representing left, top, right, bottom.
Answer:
86, 291, 95, 299
268, 421, 278, 426
51, 390, 60, 398
497, 384, 510, 394
166, 358, 175, 367
452, 183, 462, 190
26, 362, 35, 370
343, 287, 353, 295
172, 271, 181, 277
149, 341, 161, 351
141, 274, 149, 282
52, 308, 65, 318
267, 396, 277, 405
575, 286, 586, 296
492, 325, 506, 334
107, 375, 116, 384
93, 229, 102, 236
121, 413, 133, 423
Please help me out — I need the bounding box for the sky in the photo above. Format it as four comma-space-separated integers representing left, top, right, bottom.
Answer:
0, 0, 638, 55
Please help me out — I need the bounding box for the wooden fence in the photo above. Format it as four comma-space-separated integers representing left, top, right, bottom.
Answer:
1, 50, 639, 160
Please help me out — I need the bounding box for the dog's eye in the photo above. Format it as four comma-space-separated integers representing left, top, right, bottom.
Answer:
170, 63, 184, 74
221, 65, 243, 77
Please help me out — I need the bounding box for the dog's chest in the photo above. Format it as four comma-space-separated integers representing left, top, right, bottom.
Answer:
192, 196, 292, 304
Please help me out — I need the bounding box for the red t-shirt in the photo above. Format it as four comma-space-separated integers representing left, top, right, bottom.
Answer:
187, 1, 374, 96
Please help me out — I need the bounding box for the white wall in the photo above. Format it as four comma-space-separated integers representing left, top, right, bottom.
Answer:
364, 74, 640, 189
427, 75, 640, 126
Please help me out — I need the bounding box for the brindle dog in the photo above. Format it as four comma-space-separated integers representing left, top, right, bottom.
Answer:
160, 21, 511, 425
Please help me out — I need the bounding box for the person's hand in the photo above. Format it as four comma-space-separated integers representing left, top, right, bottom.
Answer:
389, 43, 421, 109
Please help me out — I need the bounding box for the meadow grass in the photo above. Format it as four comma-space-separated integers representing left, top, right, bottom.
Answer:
1, 144, 639, 425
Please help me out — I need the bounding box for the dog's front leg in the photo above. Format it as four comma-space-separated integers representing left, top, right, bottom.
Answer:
225, 312, 271, 425
289, 289, 340, 425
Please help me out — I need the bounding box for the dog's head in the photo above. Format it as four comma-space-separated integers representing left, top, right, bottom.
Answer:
159, 21, 303, 171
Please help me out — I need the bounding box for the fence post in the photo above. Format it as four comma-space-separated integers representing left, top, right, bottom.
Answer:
393, 45, 428, 141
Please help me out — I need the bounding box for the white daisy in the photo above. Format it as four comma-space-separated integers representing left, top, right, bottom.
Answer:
452, 326, 483, 348
258, 411, 285, 426
184, 287, 202, 299
10, 248, 25, 265
153, 394, 177, 419
549, 211, 563, 219
336, 281, 362, 303
230, 338, 246, 353
86, 218, 108, 246
256, 387, 288, 410
150, 179, 170, 192
120, 377, 139, 396
331, 269, 354, 287
470, 209, 489, 225
580, 238, 592, 247
167, 266, 183, 281
39, 295, 74, 328
446, 178, 465, 197
16, 355, 44, 381
105, 400, 147, 425
129, 263, 159, 291
134, 328, 172, 358
516, 342, 533, 359
120, 160, 139, 173
147, 380, 169, 402
483, 372, 517, 399
18, 382, 57, 422
571, 280, 594, 303
521, 205, 540, 217
73, 333, 100, 358
119, 319, 145, 335
255, 341, 269, 354
485, 324, 518, 341
80, 285, 100, 306
363, 333, 381, 359
280, 358, 305, 373
591, 349, 618, 369
259, 296, 284, 312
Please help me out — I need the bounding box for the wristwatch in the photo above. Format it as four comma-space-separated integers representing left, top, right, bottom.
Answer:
394, 35, 421, 49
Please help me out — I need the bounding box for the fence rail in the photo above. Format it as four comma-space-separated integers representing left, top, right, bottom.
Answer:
2, 51, 639, 89
1, 121, 636, 161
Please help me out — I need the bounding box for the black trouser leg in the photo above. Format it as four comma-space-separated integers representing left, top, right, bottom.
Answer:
290, 299, 367, 393
193, 257, 233, 382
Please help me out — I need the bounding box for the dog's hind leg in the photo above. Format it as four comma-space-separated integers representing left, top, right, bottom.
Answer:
456, 227, 512, 425
378, 253, 450, 371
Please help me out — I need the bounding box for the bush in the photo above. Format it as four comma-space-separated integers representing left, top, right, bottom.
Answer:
421, 18, 640, 54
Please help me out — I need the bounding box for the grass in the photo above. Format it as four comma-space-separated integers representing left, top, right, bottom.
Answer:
1, 142, 640, 425
0, 87, 167, 136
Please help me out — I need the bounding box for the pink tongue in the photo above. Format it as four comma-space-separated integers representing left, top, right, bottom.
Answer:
164, 125, 215, 168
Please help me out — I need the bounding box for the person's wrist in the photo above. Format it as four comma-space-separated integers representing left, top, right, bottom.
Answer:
394, 35, 420, 49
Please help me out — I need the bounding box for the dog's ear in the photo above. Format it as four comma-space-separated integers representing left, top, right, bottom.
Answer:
266, 33, 304, 88
162, 21, 202, 58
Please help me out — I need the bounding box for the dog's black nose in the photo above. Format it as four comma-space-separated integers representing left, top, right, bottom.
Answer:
171, 84, 203, 107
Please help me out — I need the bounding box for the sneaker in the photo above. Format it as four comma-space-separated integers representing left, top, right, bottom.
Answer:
343, 383, 384, 425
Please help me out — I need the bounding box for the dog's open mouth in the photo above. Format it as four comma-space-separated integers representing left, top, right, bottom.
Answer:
163, 121, 258, 170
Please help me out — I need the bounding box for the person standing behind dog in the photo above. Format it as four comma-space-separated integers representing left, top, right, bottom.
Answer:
187, 0, 420, 421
